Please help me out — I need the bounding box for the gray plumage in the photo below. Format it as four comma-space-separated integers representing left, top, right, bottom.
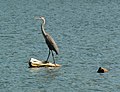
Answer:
36, 16, 59, 64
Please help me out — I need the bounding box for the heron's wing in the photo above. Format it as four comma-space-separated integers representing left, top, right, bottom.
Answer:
45, 33, 59, 54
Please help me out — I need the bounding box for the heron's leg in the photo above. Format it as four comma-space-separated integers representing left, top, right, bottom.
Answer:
45, 49, 51, 63
51, 51, 56, 64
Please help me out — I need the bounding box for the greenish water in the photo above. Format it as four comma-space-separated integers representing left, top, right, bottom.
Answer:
0, 0, 120, 92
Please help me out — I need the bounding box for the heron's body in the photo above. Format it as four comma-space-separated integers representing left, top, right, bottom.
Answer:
45, 33, 59, 55
36, 16, 59, 64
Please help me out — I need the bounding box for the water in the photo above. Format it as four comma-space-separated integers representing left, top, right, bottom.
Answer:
0, 0, 120, 92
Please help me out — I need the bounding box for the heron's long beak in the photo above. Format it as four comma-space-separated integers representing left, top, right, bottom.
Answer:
34, 16, 41, 20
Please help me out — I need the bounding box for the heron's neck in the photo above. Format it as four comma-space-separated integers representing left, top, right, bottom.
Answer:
41, 20, 46, 37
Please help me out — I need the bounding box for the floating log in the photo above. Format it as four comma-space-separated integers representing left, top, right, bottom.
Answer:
29, 58, 61, 67
97, 67, 108, 73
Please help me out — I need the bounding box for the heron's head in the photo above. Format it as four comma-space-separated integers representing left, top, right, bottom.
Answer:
40, 16, 45, 20
35, 16, 45, 20
35, 16, 45, 24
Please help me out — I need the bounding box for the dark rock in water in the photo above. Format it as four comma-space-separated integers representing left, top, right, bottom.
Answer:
97, 67, 108, 73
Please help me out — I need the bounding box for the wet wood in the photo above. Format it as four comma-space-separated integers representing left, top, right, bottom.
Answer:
29, 58, 61, 67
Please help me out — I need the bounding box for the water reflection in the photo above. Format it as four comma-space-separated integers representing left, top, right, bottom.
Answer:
29, 66, 61, 72
29, 67, 61, 80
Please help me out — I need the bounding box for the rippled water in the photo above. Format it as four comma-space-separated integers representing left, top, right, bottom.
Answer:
0, 0, 120, 92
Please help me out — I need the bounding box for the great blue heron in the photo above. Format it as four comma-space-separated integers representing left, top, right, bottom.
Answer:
35, 16, 59, 64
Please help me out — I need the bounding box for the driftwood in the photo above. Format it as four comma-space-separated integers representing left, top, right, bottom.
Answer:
29, 58, 61, 67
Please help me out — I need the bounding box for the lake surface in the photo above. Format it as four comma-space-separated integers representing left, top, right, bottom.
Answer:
0, 0, 120, 92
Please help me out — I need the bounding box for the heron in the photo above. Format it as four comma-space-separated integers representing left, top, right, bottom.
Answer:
35, 16, 59, 64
